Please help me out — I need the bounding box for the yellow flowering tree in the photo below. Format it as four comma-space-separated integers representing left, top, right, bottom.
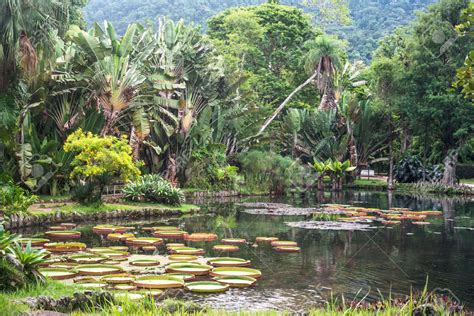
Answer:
64, 129, 141, 204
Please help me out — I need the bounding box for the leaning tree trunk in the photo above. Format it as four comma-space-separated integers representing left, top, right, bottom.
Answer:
442, 149, 459, 186
318, 90, 337, 111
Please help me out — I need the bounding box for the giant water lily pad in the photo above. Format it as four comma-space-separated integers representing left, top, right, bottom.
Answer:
112, 292, 145, 300
39, 268, 77, 280
152, 231, 187, 239
212, 245, 239, 252
166, 263, 212, 275
210, 267, 262, 279
242, 207, 320, 216
93, 225, 129, 235
107, 233, 135, 241
164, 273, 196, 281
143, 226, 178, 232
114, 284, 136, 291
125, 237, 163, 246
45, 230, 81, 239
255, 237, 279, 243
69, 254, 107, 264
169, 247, 204, 255
44, 242, 86, 252
130, 259, 160, 267
207, 257, 250, 267
19, 238, 50, 247
76, 282, 108, 289
214, 275, 256, 287
185, 281, 229, 293
168, 254, 198, 261
286, 221, 372, 231
270, 241, 297, 247
101, 274, 135, 284
221, 238, 246, 245
236, 202, 292, 209
133, 275, 184, 289
274, 246, 301, 253
76, 264, 124, 276
185, 233, 218, 242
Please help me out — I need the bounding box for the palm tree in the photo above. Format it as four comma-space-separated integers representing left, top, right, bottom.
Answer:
0, 0, 67, 91
303, 35, 344, 111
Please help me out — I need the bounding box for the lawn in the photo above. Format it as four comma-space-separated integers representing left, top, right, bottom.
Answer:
460, 179, 474, 185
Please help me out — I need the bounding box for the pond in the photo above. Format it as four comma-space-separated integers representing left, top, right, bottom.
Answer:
17, 190, 474, 312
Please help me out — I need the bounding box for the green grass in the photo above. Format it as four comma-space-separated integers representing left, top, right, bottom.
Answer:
0, 281, 78, 316
352, 178, 387, 187
460, 178, 474, 185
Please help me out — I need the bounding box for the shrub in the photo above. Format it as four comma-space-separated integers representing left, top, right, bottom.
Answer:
123, 175, 185, 206
0, 181, 38, 217
395, 155, 443, 183
456, 163, 474, 179
64, 129, 142, 204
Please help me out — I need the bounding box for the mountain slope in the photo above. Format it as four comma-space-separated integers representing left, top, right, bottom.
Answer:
84, 0, 437, 61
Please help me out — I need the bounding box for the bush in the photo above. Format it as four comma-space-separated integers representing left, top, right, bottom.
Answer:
0, 181, 38, 217
64, 129, 141, 204
394, 155, 443, 183
123, 175, 185, 206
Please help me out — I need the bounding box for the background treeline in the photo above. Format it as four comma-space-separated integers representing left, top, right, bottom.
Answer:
84, 0, 437, 61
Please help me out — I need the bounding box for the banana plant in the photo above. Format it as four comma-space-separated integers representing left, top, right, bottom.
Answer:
312, 160, 330, 191
326, 159, 356, 191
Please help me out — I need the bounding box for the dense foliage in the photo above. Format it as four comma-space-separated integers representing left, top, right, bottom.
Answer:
84, 0, 436, 61
123, 174, 185, 206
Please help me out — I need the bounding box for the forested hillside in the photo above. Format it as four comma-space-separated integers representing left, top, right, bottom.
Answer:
84, 0, 436, 61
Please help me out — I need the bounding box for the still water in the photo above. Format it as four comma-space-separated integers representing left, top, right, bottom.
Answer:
21, 190, 474, 312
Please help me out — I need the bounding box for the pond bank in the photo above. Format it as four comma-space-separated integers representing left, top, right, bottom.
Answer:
3, 202, 200, 229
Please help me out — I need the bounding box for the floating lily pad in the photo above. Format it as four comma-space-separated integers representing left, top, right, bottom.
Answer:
142, 246, 157, 252
185, 233, 218, 242
114, 284, 136, 291
214, 275, 256, 287
185, 281, 229, 293
286, 221, 372, 231
143, 226, 178, 232
166, 263, 212, 275
60, 223, 76, 229
73, 276, 97, 283
133, 275, 184, 289
412, 221, 431, 225
109, 246, 129, 252
45, 230, 81, 239
107, 233, 135, 241
164, 273, 196, 281
255, 237, 279, 243
18, 238, 50, 247
44, 242, 86, 252
152, 231, 187, 239
166, 243, 185, 249
207, 257, 251, 267
76, 264, 124, 276
274, 246, 301, 253
270, 241, 297, 247
93, 225, 130, 235
39, 268, 77, 280
242, 208, 319, 216
130, 259, 160, 267
168, 254, 198, 261
210, 267, 262, 279
169, 247, 204, 255
76, 282, 108, 289
101, 274, 135, 284
236, 202, 292, 209
221, 238, 246, 245
125, 237, 163, 247
102, 260, 121, 265
50, 262, 78, 269
89, 250, 129, 259
112, 292, 145, 300
69, 254, 107, 264
49, 226, 67, 231
212, 245, 239, 252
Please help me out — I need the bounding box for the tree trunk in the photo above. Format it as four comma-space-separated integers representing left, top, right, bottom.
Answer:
442, 149, 459, 186
318, 90, 337, 111
317, 176, 324, 191
387, 114, 395, 190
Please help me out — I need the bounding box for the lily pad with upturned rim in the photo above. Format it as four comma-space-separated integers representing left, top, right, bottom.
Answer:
221, 238, 246, 245
19, 238, 50, 247
207, 257, 250, 267
100, 274, 135, 284
152, 231, 187, 239
44, 242, 86, 253
210, 267, 262, 279
75, 264, 124, 276
165, 263, 212, 275
213, 275, 256, 287
39, 268, 77, 280
184, 281, 229, 293
125, 237, 164, 247
270, 241, 298, 247
164, 273, 196, 281
133, 275, 184, 289
45, 230, 81, 239
75, 282, 108, 289
107, 233, 135, 241
168, 254, 198, 261
212, 245, 240, 252
130, 259, 160, 267
255, 237, 279, 243
185, 233, 218, 242
169, 247, 204, 255
114, 284, 136, 291
69, 254, 107, 264
274, 246, 301, 253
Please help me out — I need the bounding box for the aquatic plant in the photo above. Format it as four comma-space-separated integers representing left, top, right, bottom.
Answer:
123, 174, 185, 206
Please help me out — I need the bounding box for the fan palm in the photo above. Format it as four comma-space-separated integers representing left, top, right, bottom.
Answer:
303, 35, 344, 111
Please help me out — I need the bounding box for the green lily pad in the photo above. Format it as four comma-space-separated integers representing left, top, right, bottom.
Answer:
185, 281, 229, 293
125, 237, 163, 246
165, 263, 212, 275
69, 254, 107, 264
207, 257, 251, 267
44, 230, 81, 239
213, 275, 257, 287
76, 264, 124, 276
114, 284, 136, 291
168, 247, 204, 255
101, 274, 135, 284
168, 254, 198, 261
44, 242, 86, 253
18, 238, 50, 246
164, 273, 196, 281
39, 268, 77, 280
130, 259, 160, 267
75, 282, 108, 289
212, 245, 240, 252
133, 275, 184, 289
274, 246, 301, 253
210, 267, 262, 279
